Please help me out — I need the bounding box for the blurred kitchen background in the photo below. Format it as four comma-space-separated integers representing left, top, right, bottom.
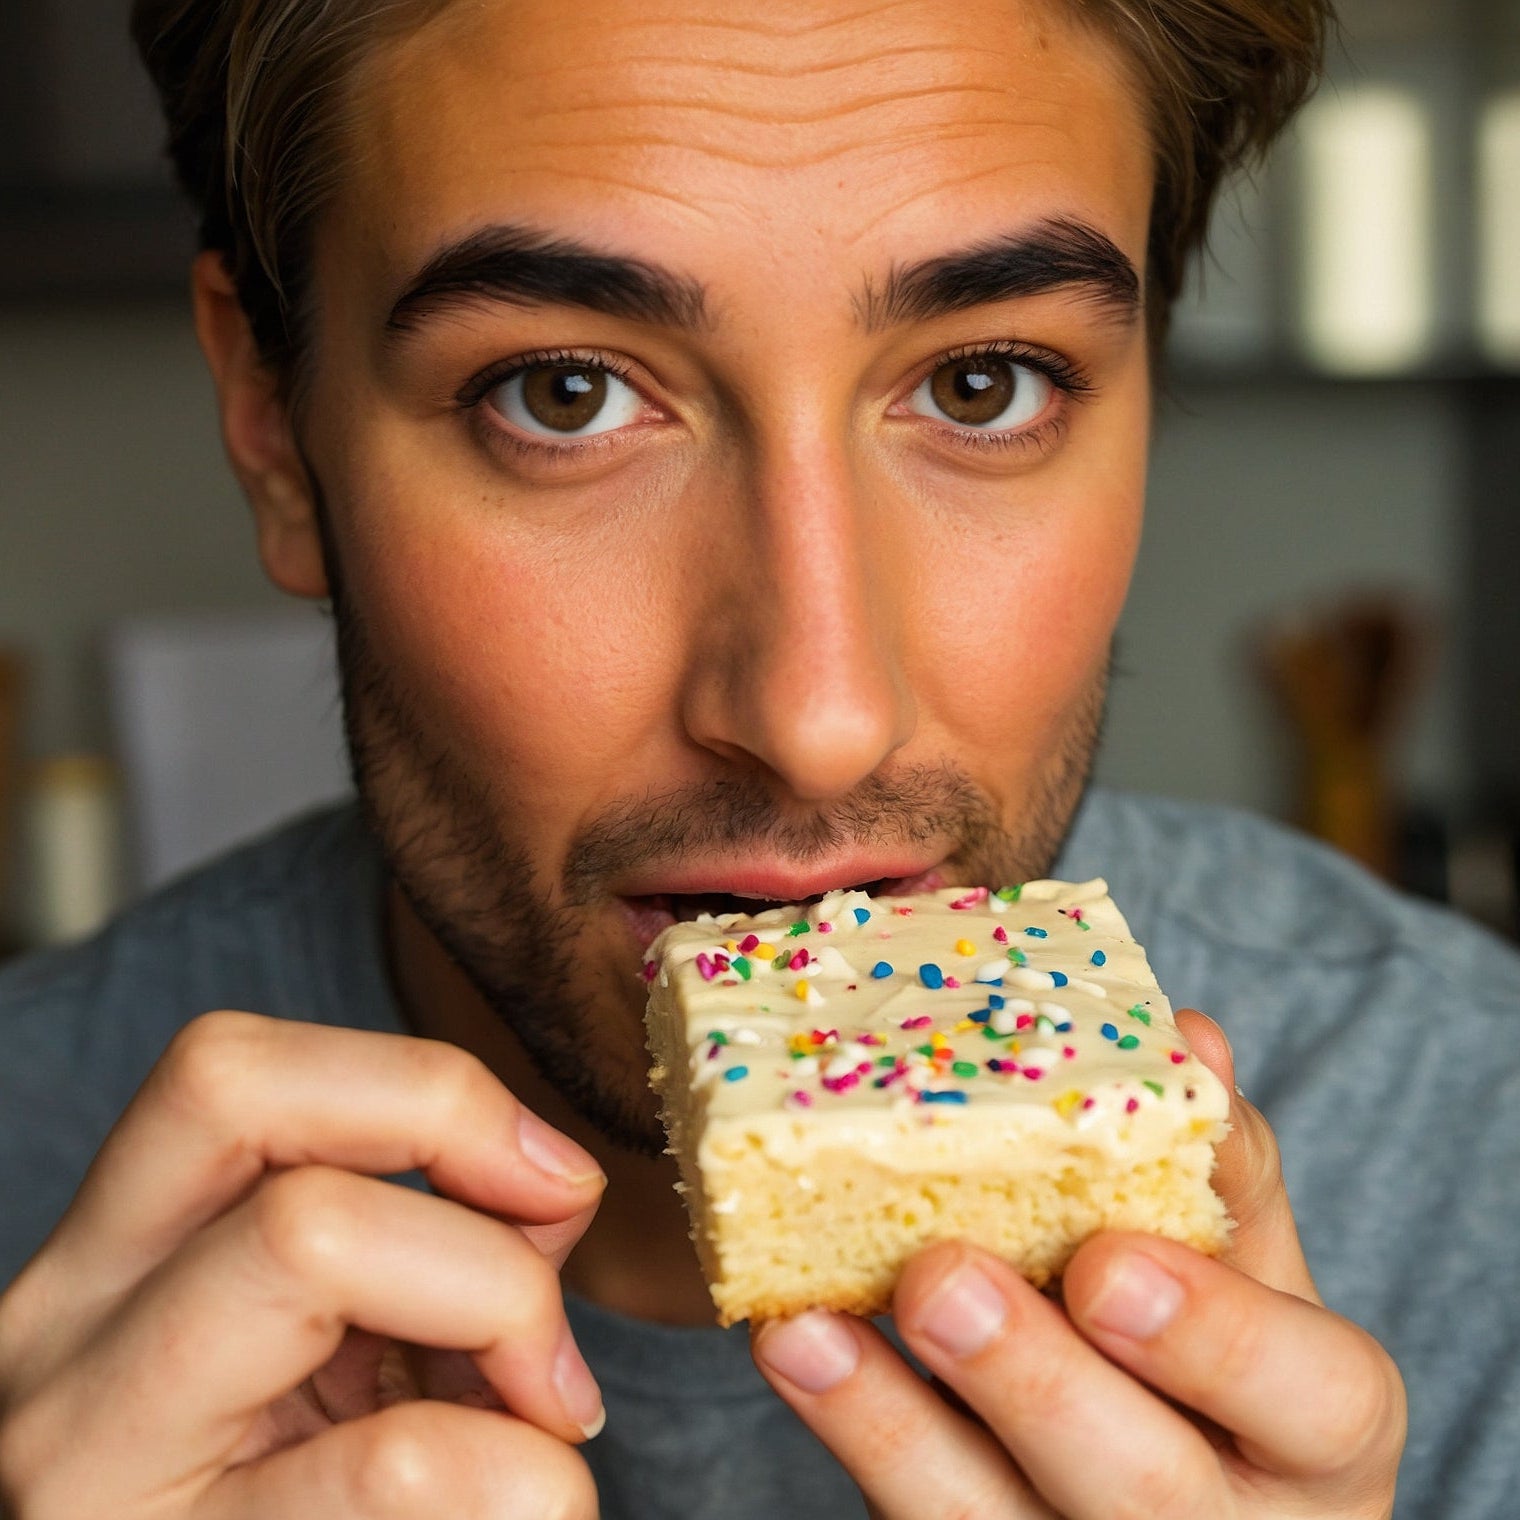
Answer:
0, 0, 1517, 953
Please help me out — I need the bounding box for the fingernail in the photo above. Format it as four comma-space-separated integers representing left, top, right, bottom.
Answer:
553, 1328, 607, 1438
1086, 1253, 1185, 1340
756, 1310, 860, 1393
518, 1109, 605, 1186
916, 1259, 1007, 1359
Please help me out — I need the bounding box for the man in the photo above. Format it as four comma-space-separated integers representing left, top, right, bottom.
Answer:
0, 0, 1514, 1515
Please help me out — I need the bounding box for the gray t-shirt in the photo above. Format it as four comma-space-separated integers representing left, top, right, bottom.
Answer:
2, 791, 1517, 1518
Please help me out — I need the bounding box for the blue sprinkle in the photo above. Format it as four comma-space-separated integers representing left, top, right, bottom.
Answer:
919, 963, 945, 990
1090, 950, 1107, 967
1050, 971, 1069, 988
987, 993, 1006, 1010
1058, 1021, 1073, 1034
871, 961, 894, 980
969, 1008, 991, 1024
1100, 1024, 1119, 1042
921, 1090, 969, 1105
724, 1065, 750, 1081
853, 907, 871, 925
1024, 927, 1049, 939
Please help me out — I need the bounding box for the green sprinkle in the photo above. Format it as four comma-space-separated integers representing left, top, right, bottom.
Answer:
1127, 1005, 1152, 1025
876, 1055, 897, 1068
789, 1049, 807, 1060
952, 1061, 979, 1079
996, 884, 1023, 902
707, 1030, 729, 1045
915, 1043, 936, 1058
732, 957, 752, 981
788, 921, 810, 936
982, 1025, 1007, 1040
1117, 1035, 1141, 1051
1143, 1080, 1164, 1097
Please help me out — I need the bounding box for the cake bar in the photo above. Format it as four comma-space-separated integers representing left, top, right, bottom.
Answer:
644, 880, 1231, 1326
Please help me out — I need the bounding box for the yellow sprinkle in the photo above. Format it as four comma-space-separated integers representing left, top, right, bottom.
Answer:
1054, 1089, 1084, 1121
793, 979, 811, 1001
724, 940, 738, 953
954, 1019, 978, 1033
931, 1031, 950, 1049
955, 938, 977, 957
753, 944, 777, 961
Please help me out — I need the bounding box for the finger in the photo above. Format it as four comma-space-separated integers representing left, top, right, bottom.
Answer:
1065, 1231, 1407, 1487
198, 1399, 598, 1520
752, 1309, 1050, 1519
45, 1012, 604, 1300
893, 1241, 1228, 1520
12, 1167, 604, 1503
1175, 1008, 1316, 1297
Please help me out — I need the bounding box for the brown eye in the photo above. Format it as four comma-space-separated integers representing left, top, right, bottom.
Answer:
911, 355, 1053, 431
489, 361, 642, 437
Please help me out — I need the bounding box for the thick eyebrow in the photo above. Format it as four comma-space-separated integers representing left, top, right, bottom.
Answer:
858, 217, 1141, 332
385, 224, 710, 338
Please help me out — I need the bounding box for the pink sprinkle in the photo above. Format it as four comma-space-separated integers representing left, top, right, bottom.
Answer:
944, 976, 961, 989
1063, 1045, 1077, 1059
813, 1028, 839, 1045
1082, 1097, 1096, 1110
894, 906, 914, 916
720, 978, 737, 986
1023, 1067, 1045, 1081
901, 1015, 934, 1030
1126, 1097, 1140, 1113
641, 961, 658, 982
859, 1032, 884, 1046
855, 1061, 874, 1075
1169, 1050, 1187, 1065
739, 934, 760, 953
695, 953, 717, 982
1016, 1013, 1035, 1031
992, 926, 1009, 944
787, 1090, 815, 1109
949, 888, 988, 910
706, 1043, 722, 1061
817, 921, 833, 934
791, 948, 811, 970
822, 1072, 861, 1093
713, 953, 731, 972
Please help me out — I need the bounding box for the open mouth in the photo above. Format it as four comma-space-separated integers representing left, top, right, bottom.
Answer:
620, 869, 944, 950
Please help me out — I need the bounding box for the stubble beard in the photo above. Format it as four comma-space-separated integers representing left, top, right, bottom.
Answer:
328, 580, 1109, 1160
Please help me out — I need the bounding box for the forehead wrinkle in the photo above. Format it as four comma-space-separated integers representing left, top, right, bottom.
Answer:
524, 39, 1024, 84
536, 81, 1015, 129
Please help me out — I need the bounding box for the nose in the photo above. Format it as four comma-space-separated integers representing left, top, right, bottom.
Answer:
679, 430, 915, 801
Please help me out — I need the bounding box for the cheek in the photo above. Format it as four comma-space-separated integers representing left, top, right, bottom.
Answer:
329, 469, 684, 816
906, 461, 1144, 764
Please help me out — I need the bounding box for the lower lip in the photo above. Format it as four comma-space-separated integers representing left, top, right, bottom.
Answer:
617, 868, 947, 952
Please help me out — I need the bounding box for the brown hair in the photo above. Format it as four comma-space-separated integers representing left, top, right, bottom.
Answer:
132, 0, 1333, 375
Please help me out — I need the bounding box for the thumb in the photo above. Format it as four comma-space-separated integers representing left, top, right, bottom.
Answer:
1175, 1008, 1320, 1303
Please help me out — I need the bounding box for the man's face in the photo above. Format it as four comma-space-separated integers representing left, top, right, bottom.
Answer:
292, 0, 1154, 1151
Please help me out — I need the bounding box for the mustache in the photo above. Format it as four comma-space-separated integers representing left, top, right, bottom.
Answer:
562, 761, 1000, 904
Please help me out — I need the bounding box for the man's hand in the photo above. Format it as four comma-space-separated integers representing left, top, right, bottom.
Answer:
752, 1010, 1406, 1519
0, 1012, 606, 1519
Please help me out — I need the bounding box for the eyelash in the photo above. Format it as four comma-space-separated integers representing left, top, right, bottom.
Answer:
457, 340, 1096, 465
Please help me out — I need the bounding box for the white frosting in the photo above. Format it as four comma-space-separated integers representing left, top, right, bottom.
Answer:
645, 880, 1231, 1175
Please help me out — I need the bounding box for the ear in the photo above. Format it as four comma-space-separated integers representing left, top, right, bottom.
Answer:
191, 249, 329, 599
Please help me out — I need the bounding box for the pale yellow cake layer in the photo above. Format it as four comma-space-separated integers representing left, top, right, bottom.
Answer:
693, 1140, 1228, 1324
